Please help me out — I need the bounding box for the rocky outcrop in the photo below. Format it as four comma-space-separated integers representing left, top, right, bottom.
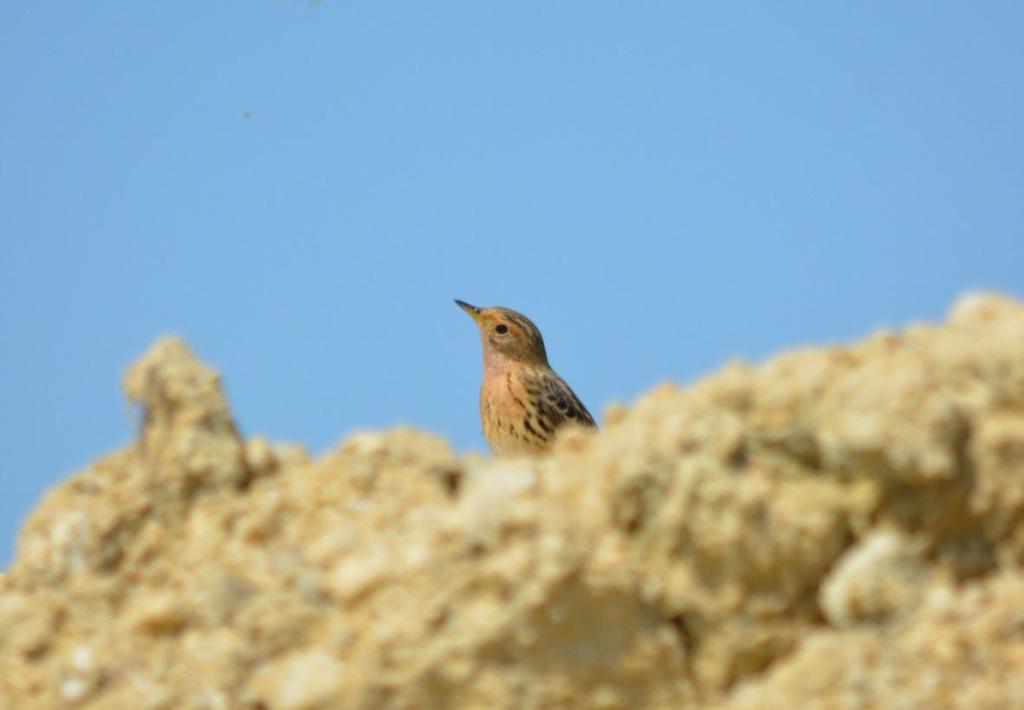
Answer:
2, 294, 1023, 709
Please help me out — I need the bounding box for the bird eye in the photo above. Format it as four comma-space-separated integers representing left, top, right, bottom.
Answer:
495, 324, 509, 334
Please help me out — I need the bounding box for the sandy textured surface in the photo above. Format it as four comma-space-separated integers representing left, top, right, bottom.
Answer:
3, 293, 1024, 709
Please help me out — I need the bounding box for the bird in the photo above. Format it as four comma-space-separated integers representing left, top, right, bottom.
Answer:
455, 300, 596, 455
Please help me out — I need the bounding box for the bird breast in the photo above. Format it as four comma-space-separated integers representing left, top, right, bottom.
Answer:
480, 366, 548, 455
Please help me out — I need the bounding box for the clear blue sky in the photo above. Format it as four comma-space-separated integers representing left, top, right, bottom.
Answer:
2, 3, 1022, 567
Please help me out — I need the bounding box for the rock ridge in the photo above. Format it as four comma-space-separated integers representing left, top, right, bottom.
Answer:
2, 293, 1024, 709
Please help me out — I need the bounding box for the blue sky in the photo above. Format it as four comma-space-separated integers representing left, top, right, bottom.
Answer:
2, 3, 1022, 567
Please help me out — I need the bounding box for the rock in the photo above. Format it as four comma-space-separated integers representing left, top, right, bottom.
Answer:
2, 294, 1024, 709
819, 530, 936, 626
246, 649, 348, 710
724, 573, 1024, 710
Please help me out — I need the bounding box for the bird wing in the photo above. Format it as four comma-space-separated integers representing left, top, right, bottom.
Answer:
534, 370, 597, 430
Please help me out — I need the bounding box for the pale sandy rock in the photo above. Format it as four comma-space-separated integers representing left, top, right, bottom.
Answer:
0, 592, 58, 657
723, 573, 1024, 710
126, 591, 194, 635
246, 649, 347, 710
819, 530, 936, 626
2, 294, 1024, 709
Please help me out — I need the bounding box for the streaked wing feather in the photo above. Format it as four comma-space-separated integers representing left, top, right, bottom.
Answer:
537, 371, 597, 429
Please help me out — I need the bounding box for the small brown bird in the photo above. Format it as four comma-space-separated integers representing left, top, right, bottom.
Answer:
456, 300, 596, 455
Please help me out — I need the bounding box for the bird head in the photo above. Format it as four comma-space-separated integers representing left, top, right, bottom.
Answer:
455, 300, 549, 367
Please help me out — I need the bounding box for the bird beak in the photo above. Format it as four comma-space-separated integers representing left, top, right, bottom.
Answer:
455, 299, 481, 322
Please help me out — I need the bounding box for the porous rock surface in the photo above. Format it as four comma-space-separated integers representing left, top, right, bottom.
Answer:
3, 294, 1024, 709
